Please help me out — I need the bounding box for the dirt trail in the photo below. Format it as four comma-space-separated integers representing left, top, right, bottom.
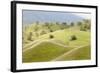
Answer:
23, 40, 40, 49
51, 45, 89, 61
23, 39, 69, 52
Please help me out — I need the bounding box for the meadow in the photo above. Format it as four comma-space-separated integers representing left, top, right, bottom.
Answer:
22, 19, 91, 63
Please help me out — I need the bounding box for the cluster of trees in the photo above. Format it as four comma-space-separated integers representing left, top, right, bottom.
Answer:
35, 22, 70, 31
24, 19, 90, 42
77, 19, 91, 31
32, 19, 91, 33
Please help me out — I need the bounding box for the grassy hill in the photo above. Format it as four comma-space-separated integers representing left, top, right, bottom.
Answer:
51, 45, 91, 61
22, 30, 90, 63
22, 21, 91, 63
22, 41, 73, 63
38, 29, 90, 46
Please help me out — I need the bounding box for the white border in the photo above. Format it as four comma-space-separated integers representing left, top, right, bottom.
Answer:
16, 3, 96, 70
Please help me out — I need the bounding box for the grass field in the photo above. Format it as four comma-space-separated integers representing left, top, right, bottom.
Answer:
23, 41, 73, 63
51, 45, 91, 61
22, 19, 91, 63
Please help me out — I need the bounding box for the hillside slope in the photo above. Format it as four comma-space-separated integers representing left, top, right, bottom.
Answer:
52, 45, 91, 61
23, 41, 73, 63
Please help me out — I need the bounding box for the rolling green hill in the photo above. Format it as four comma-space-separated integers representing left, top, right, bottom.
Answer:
51, 45, 91, 61
22, 21, 91, 63
23, 41, 73, 63
38, 29, 90, 46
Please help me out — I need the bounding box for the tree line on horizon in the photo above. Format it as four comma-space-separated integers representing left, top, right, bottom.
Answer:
23, 19, 91, 43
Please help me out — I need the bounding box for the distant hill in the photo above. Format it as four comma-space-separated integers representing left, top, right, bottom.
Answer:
23, 10, 85, 25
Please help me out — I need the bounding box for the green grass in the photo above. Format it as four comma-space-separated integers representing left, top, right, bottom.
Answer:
23, 42, 73, 63
22, 23, 91, 63
56, 45, 91, 61
38, 29, 90, 47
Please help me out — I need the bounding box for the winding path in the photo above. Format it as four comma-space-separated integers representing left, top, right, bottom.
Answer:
23, 39, 69, 52
51, 45, 89, 61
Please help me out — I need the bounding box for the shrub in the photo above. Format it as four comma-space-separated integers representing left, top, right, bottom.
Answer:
70, 35, 77, 41
77, 21, 82, 26
49, 35, 54, 39
50, 29, 53, 32
80, 25, 87, 31
70, 22, 74, 26
27, 32, 33, 41
40, 30, 46, 35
